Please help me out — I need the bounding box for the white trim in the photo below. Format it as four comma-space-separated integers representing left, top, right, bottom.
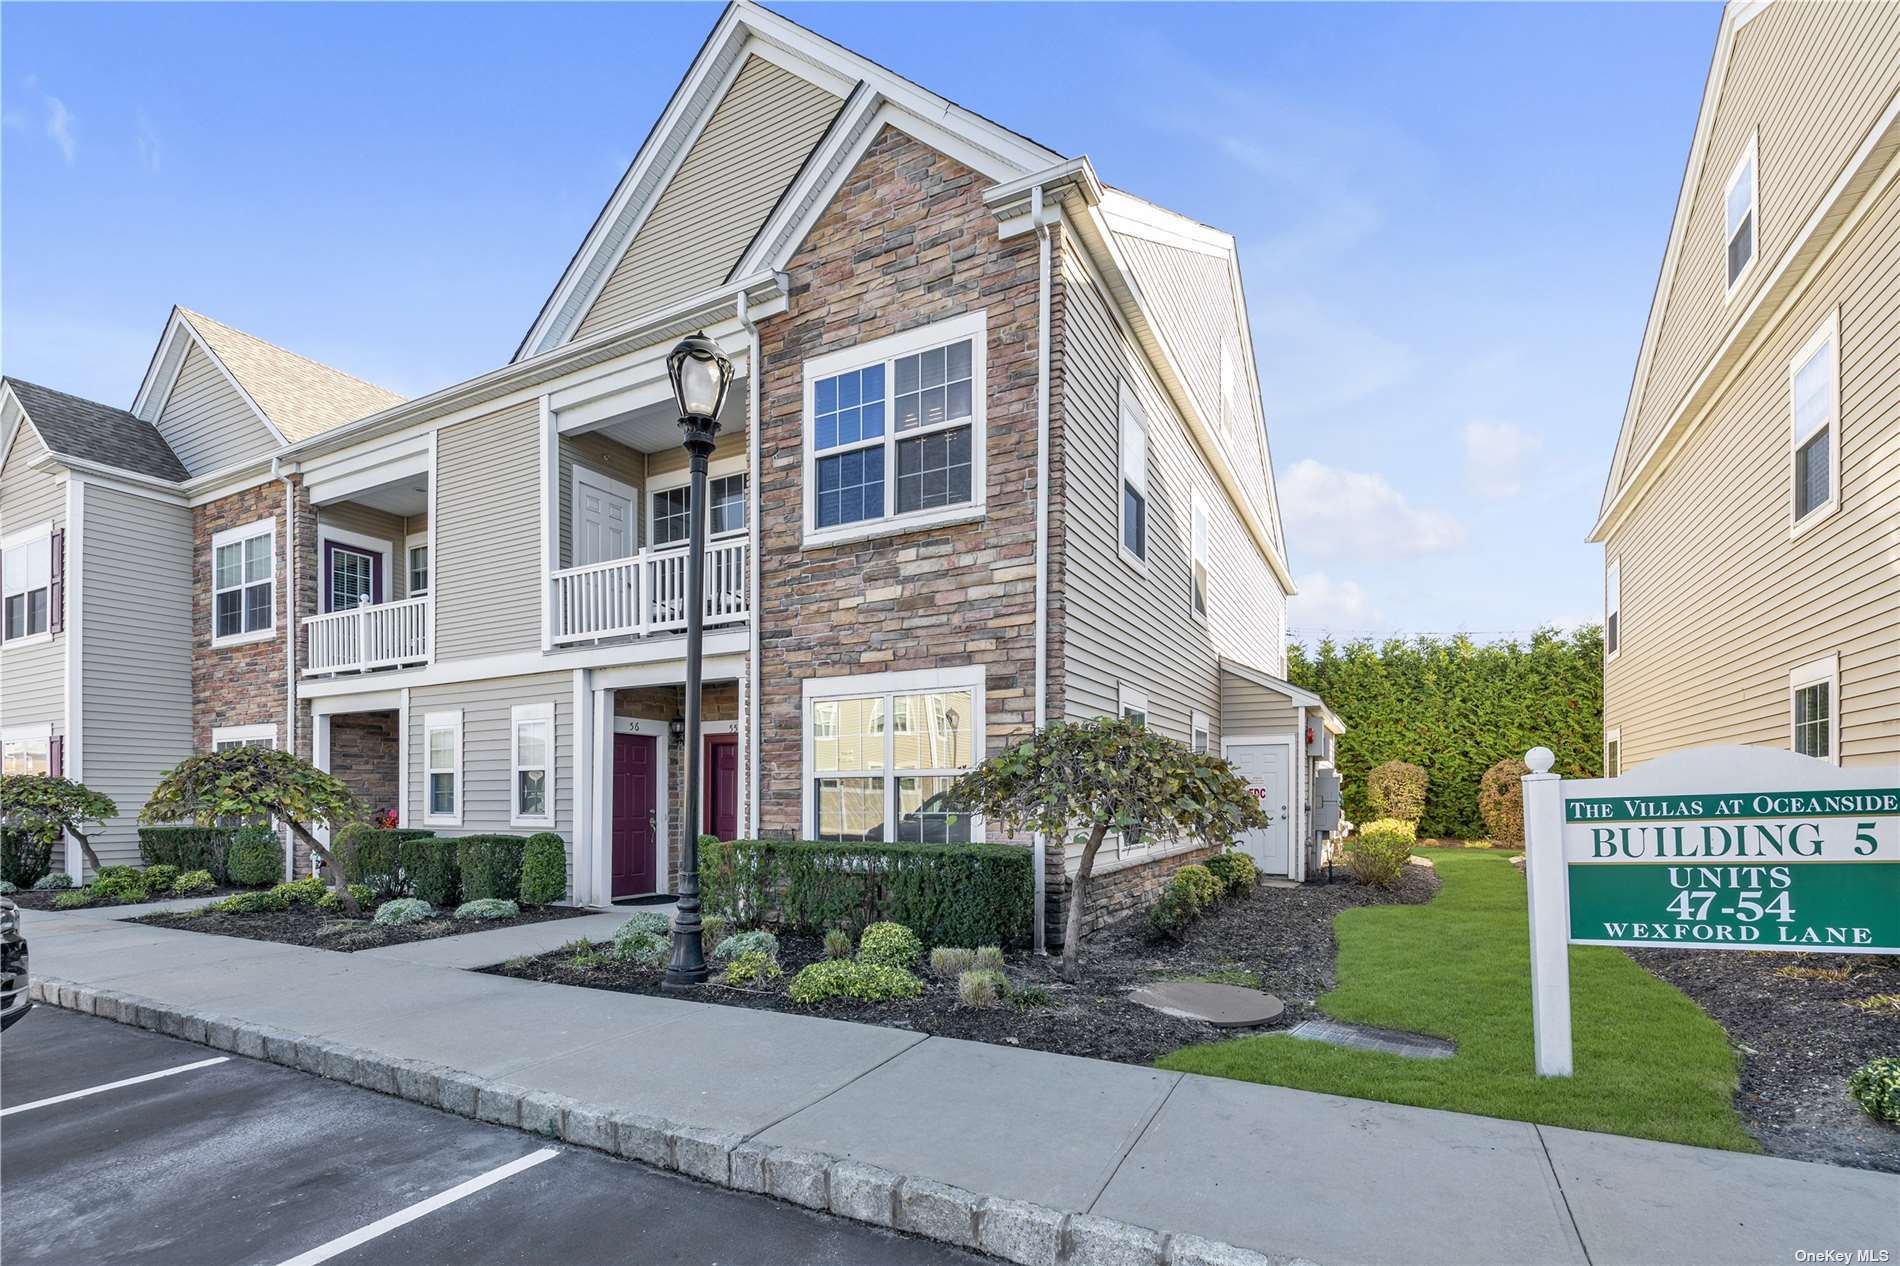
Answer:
1117, 683, 1150, 724
1604, 726, 1622, 778
1787, 307, 1841, 537
1117, 379, 1149, 572
509, 701, 557, 829
539, 396, 556, 653
800, 664, 987, 842
296, 633, 751, 701
63, 480, 82, 791
800, 311, 989, 551
133, 309, 290, 447
569, 463, 642, 562
209, 516, 277, 647
1789, 652, 1840, 765
646, 456, 747, 549
426, 431, 439, 657
212, 723, 278, 747
1, 724, 54, 783
423, 709, 463, 826
1604, 556, 1621, 662
1722, 131, 1759, 301
1, 517, 55, 647
315, 524, 394, 612
612, 715, 671, 897
1190, 709, 1210, 756
398, 687, 411, 829
570, 669, 591, 904
590, 685, 612, 905
404, 531, 430, 596
1733, 0, 1771, 31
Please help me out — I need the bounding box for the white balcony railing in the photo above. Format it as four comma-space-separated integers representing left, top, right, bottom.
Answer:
303, 595, 432, 674
551, 539, 749, 645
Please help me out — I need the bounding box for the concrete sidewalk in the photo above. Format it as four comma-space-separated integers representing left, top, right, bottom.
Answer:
21, 907, 1898, 1266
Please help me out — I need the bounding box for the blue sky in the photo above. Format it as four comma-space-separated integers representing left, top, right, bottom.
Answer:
1, 1, 1721, 644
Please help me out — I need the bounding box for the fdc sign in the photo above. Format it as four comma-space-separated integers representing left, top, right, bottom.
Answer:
1520, 744, 1900, 1077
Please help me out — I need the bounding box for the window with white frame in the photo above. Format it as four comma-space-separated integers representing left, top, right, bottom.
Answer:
2, 725, 51, 776
1119, 383, 1148, 565
1605, 557, 1621, 659
510, 703, 554, 827
1605, 728, 1621, 778
803, 313, 986, 541
652, 471, 747, 549
213, 519, 275, 643
1724, 134, 1757, 293
1, 526, 52, 642
709, 473, 746, 537
212, 725, 275, 753
1790, 655, 1837, 762
1118, 684, 1150, 849
806, 671, 980, 844
407, 538, 430, 596
1190, 490, 1211, 621
651, 484, 692, 548
1789, 311, 1839, 529
1191, 710, 1210, 755
424, 711, 462, 824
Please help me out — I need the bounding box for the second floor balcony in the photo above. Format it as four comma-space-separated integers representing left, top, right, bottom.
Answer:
550, 538, 748, 645
305, 594, 432, 674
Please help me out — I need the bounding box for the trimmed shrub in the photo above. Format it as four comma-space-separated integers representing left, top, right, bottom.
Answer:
54, 889, 93, 909
317, 883, 374, 912
519, 833, 566, 906
33, 871, 74, 891
614, 927, 668, 969
214, 888, 289, 914
824, 929, 854, 960
1344, 818, 1416, 890
958, 968, 1006, 1009
1848, 1056, 1900, 1124
930, 946, 975, 978
333, 825, 432, 897
89, 871, 149, 903
1203, 850, 1258, 898
723, 949, 782, 988
373, 897, 436, 926
399, 836, 461, 908
2, 825, 58, 888
972, 945, 1005, 972
170, 869, 216, 896
1149, 864, 1225, 939
226, 826, 284, 887
0, 880, 14, 895
456, 835, 524, 902
788, 959, 925, 1005
618, 910, 671, 939
1366, 761, 1429, 825
1478, 758, 1530, 846
712, 930, 779, 964
138, 826, 234, 884
270, 877, 328, 907
454, 898, 519, 921
699, 838, 1032, 948
142, 864, 182, 891
857, 921, 922, 971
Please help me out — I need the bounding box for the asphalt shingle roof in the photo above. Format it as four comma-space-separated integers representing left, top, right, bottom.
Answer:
5, 377, 190, 483
180, 309, 406, 442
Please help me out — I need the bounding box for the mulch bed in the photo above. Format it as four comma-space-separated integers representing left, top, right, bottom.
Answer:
1630, 948, 1900, 1172
133, 902, 594, 953
9, 885, 249, 912
483, 866, 1441, 1066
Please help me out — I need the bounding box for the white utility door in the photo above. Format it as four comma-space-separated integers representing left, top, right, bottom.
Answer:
574, 473, 635, 566
1225, 740, 1293, 875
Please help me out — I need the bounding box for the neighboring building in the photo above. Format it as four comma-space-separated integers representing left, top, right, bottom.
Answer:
0, 1, 1336, 941
1594, 0, 1899, 775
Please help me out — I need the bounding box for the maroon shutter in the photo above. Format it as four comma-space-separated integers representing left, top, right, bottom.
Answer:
48, 528, 65, 634
50, 735, 64, 777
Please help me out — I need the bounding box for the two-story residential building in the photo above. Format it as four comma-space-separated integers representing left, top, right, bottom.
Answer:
1593, 0, 1898, 775
2, 1, 1338, 943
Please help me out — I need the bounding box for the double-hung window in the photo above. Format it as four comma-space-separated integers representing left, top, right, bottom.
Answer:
212, 519, 275, 644
805, 670, 981, 844
1191, 711, 1210, 756
510, 703, 554, 828
1119, 382, 1148, 565
803, 313, 986, 544
1117, 684, 1150, 850
1605, 558, 1621, 659
709, 473, 746, 536
1789, 311, 1840, 532
1604, 728, 1621, 778
2, 725, 52, 776
1, 525, 54, 643
407, 538, 430, 596
1790, 655, 1837, 762
424, 711, 462, 825
1190, 491, 1211, 621
651, 469, 747, 550
1724, 134, 1758, 294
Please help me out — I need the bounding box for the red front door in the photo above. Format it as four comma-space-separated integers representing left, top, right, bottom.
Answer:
612, 733, 658, 897
704, 735, 739, 841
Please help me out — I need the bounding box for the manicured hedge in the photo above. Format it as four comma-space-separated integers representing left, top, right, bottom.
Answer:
334, 825, 436, 897
1, 826, 57, 888
138, 827, 235, 884
400, 836, 461, 908
226, 826, 285, 887
519, 832, 567, 905
699, 838, 1033, 948
456, 835, 523, 902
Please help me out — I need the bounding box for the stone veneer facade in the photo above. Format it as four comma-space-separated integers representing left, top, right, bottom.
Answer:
326, 711, 401, 822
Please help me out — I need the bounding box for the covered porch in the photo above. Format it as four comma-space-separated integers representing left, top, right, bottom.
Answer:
1218, 658, 1347, 882
300, 443, 432, 677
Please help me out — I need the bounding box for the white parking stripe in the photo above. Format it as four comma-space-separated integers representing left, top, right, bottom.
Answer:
270, 1148, 561, 1266
0, 1056, 230, 1116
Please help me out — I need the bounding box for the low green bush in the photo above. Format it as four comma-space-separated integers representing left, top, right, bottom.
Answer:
930, 946, 975, 978
457, 835, 524, 902
2, 825, 57, 888
1849, 1056, 1900, 1124
33, 871, 73, 891
824, 929, 854, 960
170, 869, 217, 896
712, 930, 779, 963
399, 836, 460, 908
90, 871, 149, 904
139, 826, 234, 883
226, 826, 284, 887
958, 968, 1007, 1009
334, 825, 433, 898
455, 898, 519, 921
723, 949, 782, 988
270, 876, 328, 906
788, 959, 925, 1005
1149, 864, 1223, 939
316, 883, 374, 912
373, 897, 436, 926
1344, 818, 1416, 891
614, 927, 668, 968
142, 864, 181, 891
214, 889, 289, 914
618, 910, 670, 938
1203, 850, 1258, 898
54, 889, 93, 909
519, 833, 566, 906
1367, 761, 1429, 825
0, 880, 14, 895
857, 921, 922, 970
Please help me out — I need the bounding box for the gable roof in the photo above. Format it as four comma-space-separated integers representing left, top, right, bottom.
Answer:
3, 377, 190, 483
178, 309, 405, 443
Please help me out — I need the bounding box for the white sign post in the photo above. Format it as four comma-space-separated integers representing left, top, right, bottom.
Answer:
1521, 747, 1572, 1076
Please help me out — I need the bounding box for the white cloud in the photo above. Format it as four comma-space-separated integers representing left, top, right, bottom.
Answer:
44, 94, 75, 164
1288, 571, 1380, 635
1278, 459, 1465, 561
1462, 418, 1540, 498
1246, 290, 1415, 417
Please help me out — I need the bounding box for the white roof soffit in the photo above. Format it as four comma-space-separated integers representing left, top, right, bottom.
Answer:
517, 0, 1060, 362
1220, 656, 1324, 709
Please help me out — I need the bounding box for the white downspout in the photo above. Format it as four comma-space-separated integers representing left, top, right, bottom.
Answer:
275, 457, 299, 882
1293, 704, 1306, 882
738, 288, 763, 838
1032, 187, 1051, 955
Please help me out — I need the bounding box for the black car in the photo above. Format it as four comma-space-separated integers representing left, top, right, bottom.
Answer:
0, 897, 29, 1031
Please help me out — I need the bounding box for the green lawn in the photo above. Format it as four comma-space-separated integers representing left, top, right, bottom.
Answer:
1158, 848, 1759, 1151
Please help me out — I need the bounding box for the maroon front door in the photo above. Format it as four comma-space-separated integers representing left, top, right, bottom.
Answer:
612, 733, 658, 897
704, 735, 739, 841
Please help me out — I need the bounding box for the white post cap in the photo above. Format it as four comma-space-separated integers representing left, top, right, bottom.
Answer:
1525, 747, 1555, 774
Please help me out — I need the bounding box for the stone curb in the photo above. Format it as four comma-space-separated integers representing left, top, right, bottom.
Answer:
29, 977, 1309, 1266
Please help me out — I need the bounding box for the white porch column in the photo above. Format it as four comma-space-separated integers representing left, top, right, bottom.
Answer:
310, 711, 332, 882
591, 685, 613, 907
737, 669, 751, 837
571, 669, 593, 906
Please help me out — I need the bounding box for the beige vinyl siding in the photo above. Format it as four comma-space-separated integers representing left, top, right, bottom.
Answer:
434, 401, 542, 660
572, 56, 841, 340
78, 482, 194, 869
154, 343, 278, 476
1055, 232, 1286, 764
1606, 169, 1900, 768
0, 422, 66, 738
557, 431, 646, 568
1220, 672, 1300, 737
644, 425, 746, 479
407, 672, 575, 893
1623, 1, 1900, 473
316, 502, 413, 603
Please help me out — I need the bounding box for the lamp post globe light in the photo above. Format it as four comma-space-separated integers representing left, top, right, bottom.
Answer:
663, 332, 734, 989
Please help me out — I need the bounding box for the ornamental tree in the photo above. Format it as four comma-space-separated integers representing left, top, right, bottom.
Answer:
1, 775, 118, 875
143, 746, 364, 914
949, 716, 1269, 982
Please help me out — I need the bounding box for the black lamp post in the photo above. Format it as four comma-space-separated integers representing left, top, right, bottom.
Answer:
663, 331, 734, 989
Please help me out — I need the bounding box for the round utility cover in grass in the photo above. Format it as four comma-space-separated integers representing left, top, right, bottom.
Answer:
1131, 982, 1284, 1028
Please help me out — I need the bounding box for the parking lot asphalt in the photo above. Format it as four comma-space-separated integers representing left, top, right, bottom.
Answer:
2, 1008, 984, 1266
